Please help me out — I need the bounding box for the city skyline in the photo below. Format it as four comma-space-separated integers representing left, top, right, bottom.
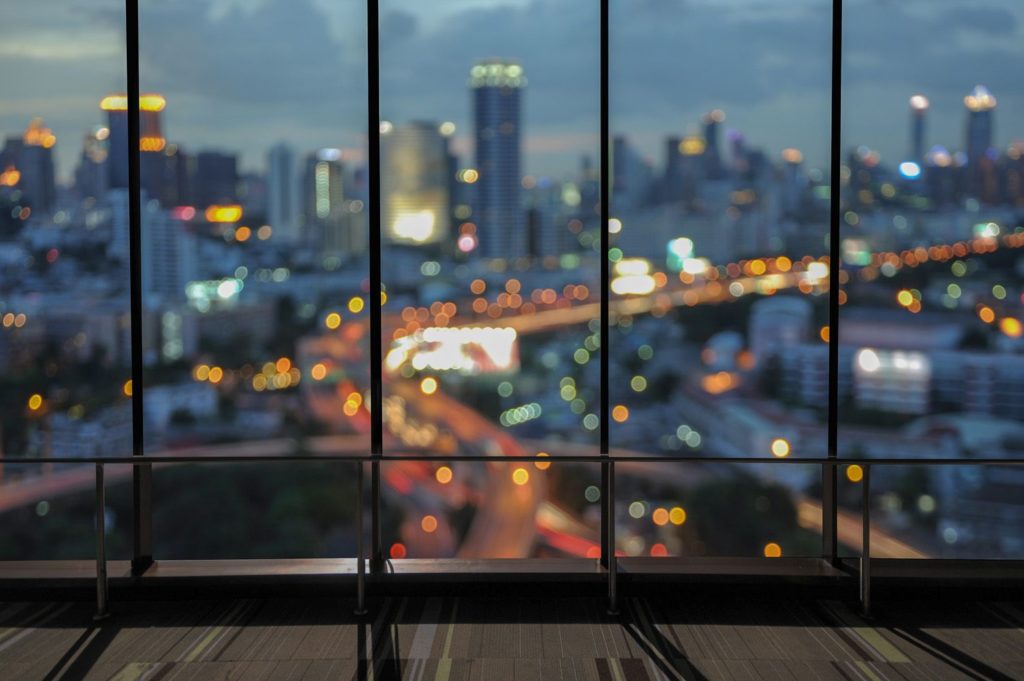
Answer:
4, 0, 1024, 181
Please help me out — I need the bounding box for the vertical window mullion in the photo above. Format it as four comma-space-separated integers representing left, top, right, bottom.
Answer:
600, 0, 611, 566
367, 0, 384, 570
125, 0, 152, 573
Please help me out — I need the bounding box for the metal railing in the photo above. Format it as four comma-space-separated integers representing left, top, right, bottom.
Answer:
4, 453, 1023, 619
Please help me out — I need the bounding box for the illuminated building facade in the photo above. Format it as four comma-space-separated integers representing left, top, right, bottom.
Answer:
102, 94, 167, 199
381, 121, 451, 247
471, 60, 525, 259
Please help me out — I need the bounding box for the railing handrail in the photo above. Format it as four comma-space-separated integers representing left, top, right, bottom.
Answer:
2, 453, 1023, 466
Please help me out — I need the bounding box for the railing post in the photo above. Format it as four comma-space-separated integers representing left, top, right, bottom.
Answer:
860, 463, 871, 616
607, 460, 618, 615
95, 463, 110, 620
355, 460, 367, 616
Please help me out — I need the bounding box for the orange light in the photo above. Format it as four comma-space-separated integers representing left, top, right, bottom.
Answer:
235, 226, 252, 242
421, 515, 438, 533
534, 452, 551, 470
27, 394, 43, 411
325, 313, 342, 329
0, 166, 20, 187
208, 366, 224, 384
205, 205, 243, 223
612, 405, 629, 423
846, 465, 864, 483
669, 507, 687, 525
122, 380, 133, 397
652, 508, 669, 526
763, 542, 782, 558
819, 326, 830, 343
978, 306, 996, 324
311, 363, 327, 381
1000, 317, 1023, 338
435, 466, 453, 484
512, 467, 530, 485
139, 136, 166, 152
420, 377, 438, 395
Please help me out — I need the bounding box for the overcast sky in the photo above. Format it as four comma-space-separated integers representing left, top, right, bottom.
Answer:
2, 0, 1023, 183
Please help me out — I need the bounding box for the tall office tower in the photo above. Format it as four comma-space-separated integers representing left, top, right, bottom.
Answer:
18, 118, 57, 213
964, 85, 997, 201
193, 151, 238, 208
702, 109, 727, 180
101, 94, 166, 197
471, 59, 525, 259
381, 121, 451, 247
141, 201, 198, 307
267, 143, 299, 242
302, 149, 354, 254
780, 148, 805, 215
158, 144, 190, 207
74, 127, 109, 201
909, 95, 929, 163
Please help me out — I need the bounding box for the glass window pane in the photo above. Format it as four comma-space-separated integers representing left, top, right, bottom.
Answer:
0, 0, 132, 559
840, 0, 1024, 559
139, 0, 368, 558
610, 0, 833, 557
379, 0, 600, 558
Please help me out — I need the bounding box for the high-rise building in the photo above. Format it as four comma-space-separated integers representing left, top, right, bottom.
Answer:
101, 94, 167, 197
141, 201, 198, 306
381, 121, 451, 247
17, 118, 57, 213
964, 85, 997, 201
302, 149, 359, 255
471, 59, 525, 259
909, 95, 929, 163
267, 143, 299, 243
74, 126, 109, 201
702, 109, 726, 180
193, 151, 238, 208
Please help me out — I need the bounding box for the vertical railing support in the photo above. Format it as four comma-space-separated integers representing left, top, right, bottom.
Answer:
860, 464, 871, 616
606, 461, 618, 615
95, 464, 110, 620
355, 460, 367, 616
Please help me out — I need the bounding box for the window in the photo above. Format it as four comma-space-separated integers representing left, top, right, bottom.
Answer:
1, 0, 1021, 567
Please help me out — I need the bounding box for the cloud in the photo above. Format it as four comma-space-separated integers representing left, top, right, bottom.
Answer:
2, 0, 1023, 181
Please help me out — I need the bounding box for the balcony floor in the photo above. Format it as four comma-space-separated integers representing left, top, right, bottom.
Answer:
3, 593, 1023, 681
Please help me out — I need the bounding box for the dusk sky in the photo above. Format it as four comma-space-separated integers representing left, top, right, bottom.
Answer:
3, 0, 1023, 183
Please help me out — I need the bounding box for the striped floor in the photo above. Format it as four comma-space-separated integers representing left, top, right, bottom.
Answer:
1, 595, 1022, 680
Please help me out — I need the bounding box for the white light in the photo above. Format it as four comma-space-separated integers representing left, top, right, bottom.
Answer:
899, 161, 922, 179
611, 274, 656, 296
392, 211, 436, 243
856, 348, 881, 373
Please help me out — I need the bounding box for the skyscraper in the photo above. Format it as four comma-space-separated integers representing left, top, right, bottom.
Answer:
909, 94, 929, 163
381, 121, 451, 246
17, 118, 57, 213
964, 85, 997, 200
471, 59, 525, 259
267, 143, 299, 243
101, 94, 166, 197
702, 109, 726, 180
